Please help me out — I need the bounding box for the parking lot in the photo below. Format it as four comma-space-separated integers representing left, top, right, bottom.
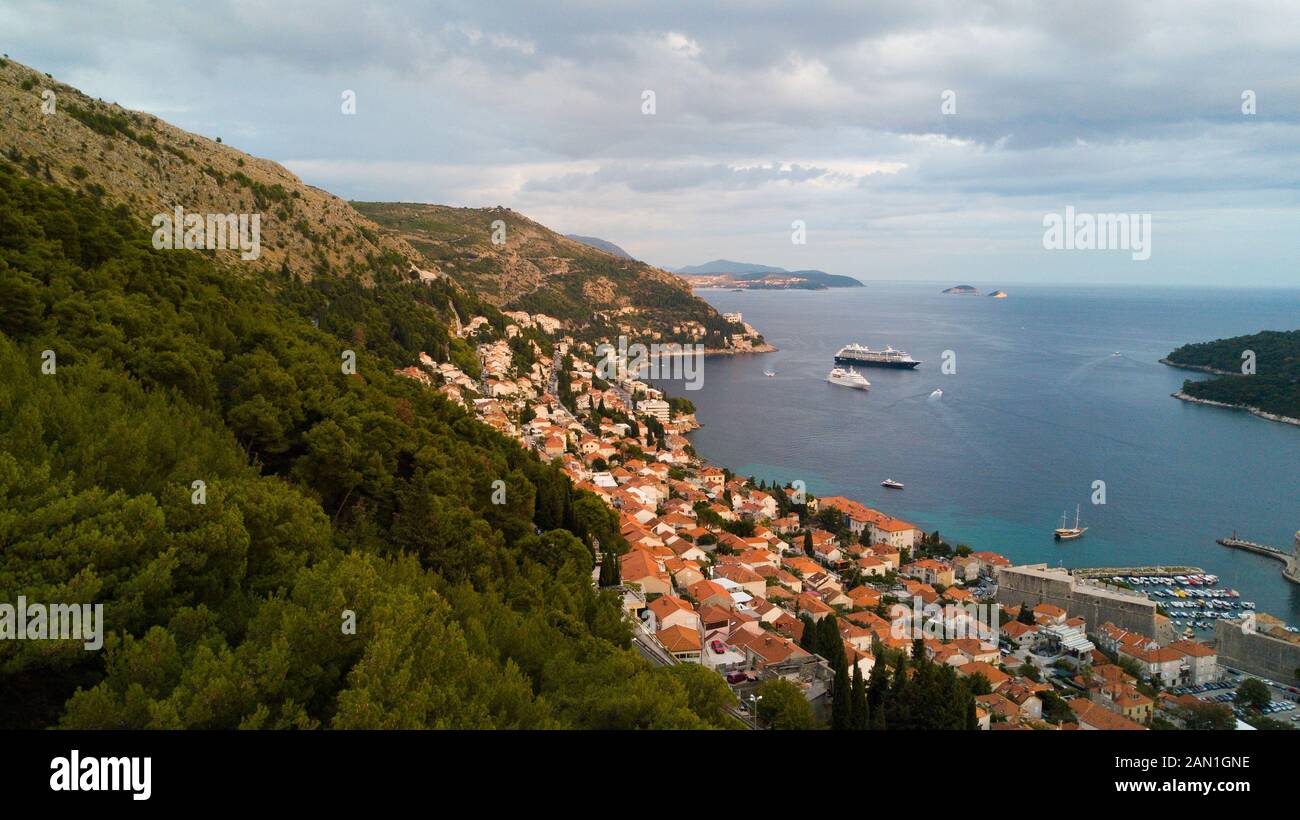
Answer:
1173, 670, 1300, 722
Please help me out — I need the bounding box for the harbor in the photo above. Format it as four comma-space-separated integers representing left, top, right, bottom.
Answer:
1068, 566, 1256, 636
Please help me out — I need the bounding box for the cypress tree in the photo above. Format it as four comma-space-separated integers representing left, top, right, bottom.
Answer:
831, 662, 851, 731
867, 654, 889, 712
798, 614, 818, 652
850, 663, 869, 730
599, 549, 620, 587
870, 704, 887, 730
892, 655, 909, 693
816, 615, 845, 673
1017, 602, 1035, 625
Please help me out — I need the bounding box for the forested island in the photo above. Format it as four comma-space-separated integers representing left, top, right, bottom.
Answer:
1162, 330, 1300, 425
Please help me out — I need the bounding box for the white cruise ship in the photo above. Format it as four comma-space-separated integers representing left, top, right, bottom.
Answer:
826, 366, 870, 390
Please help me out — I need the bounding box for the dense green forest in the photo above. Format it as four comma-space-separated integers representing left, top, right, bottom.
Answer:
1165, 330, 1300, 420
0, 161, 738, 729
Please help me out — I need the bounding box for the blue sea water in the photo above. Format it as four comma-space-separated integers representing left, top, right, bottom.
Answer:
651, 282, 1300, 625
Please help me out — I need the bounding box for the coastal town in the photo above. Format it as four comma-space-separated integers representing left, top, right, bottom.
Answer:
398, 315, 1300, 731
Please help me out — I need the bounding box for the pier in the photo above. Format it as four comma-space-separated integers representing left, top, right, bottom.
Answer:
1216, 531, 1300, 586
1071, 566, 1203, 579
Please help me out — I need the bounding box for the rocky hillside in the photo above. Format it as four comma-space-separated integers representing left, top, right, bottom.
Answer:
353, 202, 754, 348
0, 57, 420, 279
0, 56, 757, 350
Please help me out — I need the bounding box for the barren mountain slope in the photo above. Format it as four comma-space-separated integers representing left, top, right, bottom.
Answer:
0, 57, 419, 278
353, 201, 750, 347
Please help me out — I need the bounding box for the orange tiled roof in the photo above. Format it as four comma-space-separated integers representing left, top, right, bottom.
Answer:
657, 625, 702, 653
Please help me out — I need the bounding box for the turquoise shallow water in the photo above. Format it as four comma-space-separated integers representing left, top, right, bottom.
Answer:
649, 282, 1300, 626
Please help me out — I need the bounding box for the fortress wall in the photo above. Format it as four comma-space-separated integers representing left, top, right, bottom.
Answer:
1215, 621, 1300, 686
996, 564, 1162, 639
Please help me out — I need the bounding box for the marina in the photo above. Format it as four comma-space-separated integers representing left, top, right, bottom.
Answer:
1080, 567, 1257, 634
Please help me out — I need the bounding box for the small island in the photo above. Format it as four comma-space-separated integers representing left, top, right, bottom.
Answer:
942, 284, 980, 294
1162, 329, 1300, 426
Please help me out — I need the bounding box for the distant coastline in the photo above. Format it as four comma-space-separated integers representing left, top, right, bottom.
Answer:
647, 343, 778, 357
703, 343, 778, 356
1170, 390, 1300, 427
675, 260, 863, 290
1158, 357, 1236, 377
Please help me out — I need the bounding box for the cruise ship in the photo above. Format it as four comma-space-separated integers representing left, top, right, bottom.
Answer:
834, 343, 921, 369
826, 366, 870, 390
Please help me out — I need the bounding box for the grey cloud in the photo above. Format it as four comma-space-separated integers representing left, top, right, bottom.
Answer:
6, 0, 1300, 284
523, 162, 834, 193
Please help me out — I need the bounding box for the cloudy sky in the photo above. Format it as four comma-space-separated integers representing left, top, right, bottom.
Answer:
7, 0, 1300, 285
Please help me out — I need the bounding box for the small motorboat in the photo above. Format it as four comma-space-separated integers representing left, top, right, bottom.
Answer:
929, 388, 943, 399
763, 370, 776, 377
881, 478, 904, 489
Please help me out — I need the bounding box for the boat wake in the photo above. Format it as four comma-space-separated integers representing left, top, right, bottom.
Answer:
1061, 355, 1115, 386
877, 388, 945, 408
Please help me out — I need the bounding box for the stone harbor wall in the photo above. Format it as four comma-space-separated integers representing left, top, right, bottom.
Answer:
996, 564, 1166, 641
1215, 619, 1300, 686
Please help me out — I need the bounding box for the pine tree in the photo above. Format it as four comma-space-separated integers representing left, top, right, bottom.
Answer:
803, 530, 814, 556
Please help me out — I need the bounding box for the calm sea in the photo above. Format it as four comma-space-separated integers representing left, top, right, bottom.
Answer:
650, 282, 1300, 626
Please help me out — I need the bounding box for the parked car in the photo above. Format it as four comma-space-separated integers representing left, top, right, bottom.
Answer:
710, 640, 726, 654
725, 671, 747, 684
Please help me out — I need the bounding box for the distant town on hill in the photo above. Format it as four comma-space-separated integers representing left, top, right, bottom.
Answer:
675, 260, 863, 290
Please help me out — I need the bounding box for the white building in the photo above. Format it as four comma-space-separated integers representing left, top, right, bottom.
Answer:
639, 398, 670, 422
